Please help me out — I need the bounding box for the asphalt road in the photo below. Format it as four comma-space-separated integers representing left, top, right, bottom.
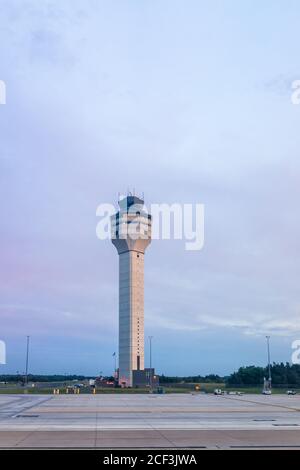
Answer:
0, 393, 300, 448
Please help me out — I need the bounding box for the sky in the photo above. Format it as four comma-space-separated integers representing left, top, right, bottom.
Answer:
0, 0, 300, 376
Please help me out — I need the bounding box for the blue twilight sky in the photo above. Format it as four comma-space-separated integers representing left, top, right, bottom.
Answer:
0, 0, 300, 376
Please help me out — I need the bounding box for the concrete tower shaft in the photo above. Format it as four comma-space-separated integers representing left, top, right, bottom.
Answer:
111, 195, 152, 387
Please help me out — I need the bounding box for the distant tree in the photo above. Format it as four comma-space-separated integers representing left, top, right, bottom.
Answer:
2, 363, 300, 387
226, 363, 300, 386
226, 366, 265, 385
204, 374, 223, 383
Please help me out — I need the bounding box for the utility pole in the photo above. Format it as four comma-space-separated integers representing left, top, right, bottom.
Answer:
266, 336, 272, 390
113, 352, 117, 381
148, 336, 153, 390
25, 336, 30, 391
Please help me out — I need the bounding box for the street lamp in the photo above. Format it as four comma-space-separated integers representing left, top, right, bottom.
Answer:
266, 336, 272, 390
112, 352, 117, 382
148, 336, 153, 390
25, 336, 30, 391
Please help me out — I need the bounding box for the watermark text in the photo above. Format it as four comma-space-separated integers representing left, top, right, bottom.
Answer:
0, 340, 6, 364
291, 340, 300, 364
291, 80, 300, 105
0, 80, 6, 105
96, 201, 205, 251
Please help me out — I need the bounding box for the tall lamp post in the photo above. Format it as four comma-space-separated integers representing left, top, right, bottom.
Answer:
113, 352, 117, 382
266, 335, 272, 391
148, 336, 153, 390
25, 336, 30, 392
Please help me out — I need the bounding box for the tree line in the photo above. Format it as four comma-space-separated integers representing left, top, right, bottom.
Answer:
226, 363, 300, 386
0, 374, 91, 384
1, 363, 300, 386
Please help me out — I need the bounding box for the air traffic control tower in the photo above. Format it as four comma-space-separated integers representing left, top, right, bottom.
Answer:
111, 194, 157, 387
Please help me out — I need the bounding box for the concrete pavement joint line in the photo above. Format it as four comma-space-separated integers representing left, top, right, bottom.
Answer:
23, 402, 297, 413
1, 394, 300, 447
2, 426, 300, 431
2, 396, 54, 447
0, 445, 299, 450
10, 396, 54, 419
136, 402, 177, 449
222, 395, 300, 412
2, 429, 300, 448
95, 397, 100, 448
20, 409, 286, 413
230, 445, 300, 449
0, 396, 33, 412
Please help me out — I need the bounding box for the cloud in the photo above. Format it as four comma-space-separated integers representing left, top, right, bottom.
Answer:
0, 303, 117, 340
263, 74, 300, 96
148, 308, 300, 338
1, 0, 300, 372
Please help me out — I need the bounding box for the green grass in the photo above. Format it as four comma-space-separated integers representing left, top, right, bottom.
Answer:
1, 384, 299, 395
0, 388, 54, 394
0, 386, 191, 395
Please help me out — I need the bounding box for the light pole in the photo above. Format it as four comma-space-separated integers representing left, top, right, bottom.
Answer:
113, 352, 117, 381
148, 336, 153, 390
266, 336, 271, 390
25, 336, 30, 391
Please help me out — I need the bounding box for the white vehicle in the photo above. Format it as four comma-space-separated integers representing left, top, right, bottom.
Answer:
287, 390, 296, 395
262, 389, 272, 395
214, 388, 223, 395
